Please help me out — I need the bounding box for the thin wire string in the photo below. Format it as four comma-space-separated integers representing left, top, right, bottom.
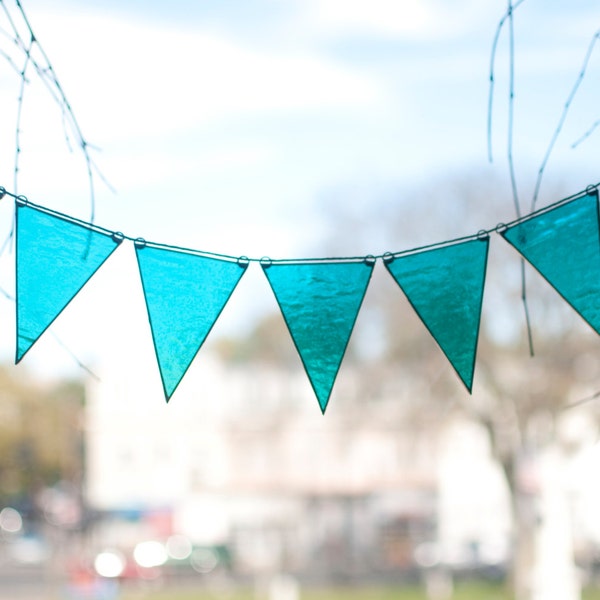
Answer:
2, 183, 597, 265
501, 184, 598, 227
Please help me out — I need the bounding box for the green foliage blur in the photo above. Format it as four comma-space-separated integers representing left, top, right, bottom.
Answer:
0, 365, 84, 506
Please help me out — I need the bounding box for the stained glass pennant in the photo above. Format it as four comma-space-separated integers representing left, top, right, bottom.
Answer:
501, 192, 600, 334
16, 202, 121, 362
385, 237, 489, 392
135, 243, 247, 401
262, 259, 374, 413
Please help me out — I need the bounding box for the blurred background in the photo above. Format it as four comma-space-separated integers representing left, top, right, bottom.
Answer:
0, 1, 599, 599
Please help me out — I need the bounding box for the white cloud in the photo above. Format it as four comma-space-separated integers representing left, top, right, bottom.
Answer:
30, 11, 384, 142
313, 0, 431, 38
100, 143, 275, 192
305, 0, 495, 40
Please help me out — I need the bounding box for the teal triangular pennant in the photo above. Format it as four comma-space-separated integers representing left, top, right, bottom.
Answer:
262, 259, 374, 413
16, 202, 121, 362
385, 237, 489, 392
501, 192, 600, 334
135, 244, 247, 401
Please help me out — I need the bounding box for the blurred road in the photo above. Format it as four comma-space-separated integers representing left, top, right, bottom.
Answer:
0, 563, 63, 599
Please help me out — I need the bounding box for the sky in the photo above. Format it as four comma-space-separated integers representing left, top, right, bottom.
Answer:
0, 0, 599, 385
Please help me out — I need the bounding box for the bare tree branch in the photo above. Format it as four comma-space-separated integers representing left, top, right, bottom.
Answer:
0, 0, 114, 225
531, 30, 600, 212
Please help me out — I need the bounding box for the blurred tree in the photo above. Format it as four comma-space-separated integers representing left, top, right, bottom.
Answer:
214, 313, 300, 367
0, 366, 85, 513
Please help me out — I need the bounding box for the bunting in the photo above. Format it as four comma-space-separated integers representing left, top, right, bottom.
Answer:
500, 191, 600, 334
261, 258, 374, 413
384, 236, 489, 392
7, 186, 600, 410
135, 241, 247, 401
15, 199, 121, 362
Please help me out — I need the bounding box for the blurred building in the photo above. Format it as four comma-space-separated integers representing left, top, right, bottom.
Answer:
84, 350, 512, 581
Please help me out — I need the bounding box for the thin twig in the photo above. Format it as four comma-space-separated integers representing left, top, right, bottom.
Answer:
0, 46, 22, 75
0, 284, 12, 301
504, 1, 535, 355
506, 0, 521, 220
520, 261, 534, 356
487, 0, 526, 163
14, 33, 32, 197
562, 390, 600, 411
0, 0, 114, 225
0, 233, 99, 380
572, 119, 600, 149
49, 332, 101, 381
0, 0, 21, 40
14, 0, 100, 224
0, 23, 17, 42
530, 30, 600, 212
0, 282, 100, 381
0, 228, 12, 258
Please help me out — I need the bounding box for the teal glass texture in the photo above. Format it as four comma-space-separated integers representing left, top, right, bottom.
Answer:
136, 245, 246, 401
262, 260, 373, 413
16, 204, 120, 362
502, 193, 600, 334
385, 238, 489, 392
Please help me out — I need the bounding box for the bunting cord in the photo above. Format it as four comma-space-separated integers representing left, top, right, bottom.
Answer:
383, 232, 490, 261
501, 184, 599, 227
11, 194, 115, 238
1, 183, 597, 265
133, 238, 243, 264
